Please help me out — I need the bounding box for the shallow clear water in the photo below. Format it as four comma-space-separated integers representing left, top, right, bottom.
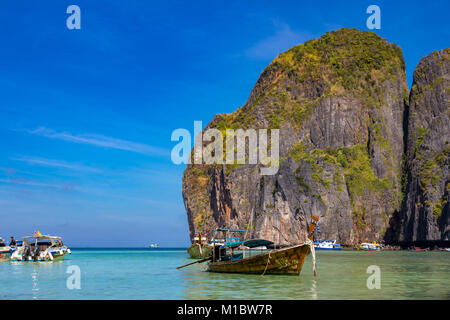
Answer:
0, 248, 449, 299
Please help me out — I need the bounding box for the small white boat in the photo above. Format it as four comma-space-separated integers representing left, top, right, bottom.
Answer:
11, 233, 71, 262
149, 243, 159, 248
0, 238, 15, 262
314, 240, 343, 251
358, 242, 382, 251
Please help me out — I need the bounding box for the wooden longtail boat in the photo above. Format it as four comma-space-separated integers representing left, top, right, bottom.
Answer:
206, 216, 319, 275
207, 240, 312, 275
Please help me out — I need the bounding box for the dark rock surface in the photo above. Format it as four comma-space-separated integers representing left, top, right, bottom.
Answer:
400, 49, 450, 242
182, 29, 449, 246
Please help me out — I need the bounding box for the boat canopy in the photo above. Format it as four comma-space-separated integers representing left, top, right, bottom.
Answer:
216, 228, 246, 232
23, 235, 61, 241
220, 239, 273, 249
22, 235, 62, 245
361, 242, 381, 246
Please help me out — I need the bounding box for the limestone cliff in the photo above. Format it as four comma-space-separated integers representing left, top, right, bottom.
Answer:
182, 28, 411, 246
400, 49, 450, 242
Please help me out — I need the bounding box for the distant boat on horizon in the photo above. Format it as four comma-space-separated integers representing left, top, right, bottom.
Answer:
149, 243, 159, 248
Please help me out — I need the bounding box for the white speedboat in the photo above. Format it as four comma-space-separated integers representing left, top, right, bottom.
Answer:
149, 243, 159, 248
11, 233, 71, 262
314, 240, 343, 251
358, 242, 382, 251
0, 238, 15, 262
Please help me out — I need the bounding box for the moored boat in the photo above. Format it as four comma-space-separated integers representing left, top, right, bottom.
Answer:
11, 232, 71, 262
358, 242, 382, 251
207, 239, 313, 275
0, 238, 15, 262
314, 240, 343, 251
411, 246, 429, 251
206, 216, 319, 275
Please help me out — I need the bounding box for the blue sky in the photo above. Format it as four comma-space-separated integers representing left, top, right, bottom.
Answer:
0, 0, 448, 247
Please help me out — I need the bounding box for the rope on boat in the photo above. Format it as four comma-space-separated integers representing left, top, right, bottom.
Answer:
306, 238, 317, 278
261, 251, 272, 276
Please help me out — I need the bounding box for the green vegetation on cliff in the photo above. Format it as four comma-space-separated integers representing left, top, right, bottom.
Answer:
289, 141, 392, 200
416, 146, 450, 191
211, 28, 406, 132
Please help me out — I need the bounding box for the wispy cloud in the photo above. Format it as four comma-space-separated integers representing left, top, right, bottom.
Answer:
245, 21, 313, 60
0, 177, 74, 190
11, 156, 101, 173
26, 127, 169, 156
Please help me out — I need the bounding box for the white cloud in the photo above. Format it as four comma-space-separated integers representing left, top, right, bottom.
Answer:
245, 22, 312, 60
0, 177, 67, 189
11, 156, 101, 173
27, 127, 169, 156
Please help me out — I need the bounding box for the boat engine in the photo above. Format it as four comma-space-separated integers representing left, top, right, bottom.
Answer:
33, 246, 40, 261
23, 246, 31, 261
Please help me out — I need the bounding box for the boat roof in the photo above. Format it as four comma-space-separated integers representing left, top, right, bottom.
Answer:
23, 235, 62, 241
220, 239, 273, 249
216, 228, 246, 232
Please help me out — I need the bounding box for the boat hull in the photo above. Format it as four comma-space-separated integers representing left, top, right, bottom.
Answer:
0, 252, 11, 262
314, 247, 343, 251
207, 244, 310, 275
11, 249, 68, 262
188, 243, 212, 259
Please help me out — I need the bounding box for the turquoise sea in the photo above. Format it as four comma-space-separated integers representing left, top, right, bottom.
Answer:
1, 248, 449, 300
